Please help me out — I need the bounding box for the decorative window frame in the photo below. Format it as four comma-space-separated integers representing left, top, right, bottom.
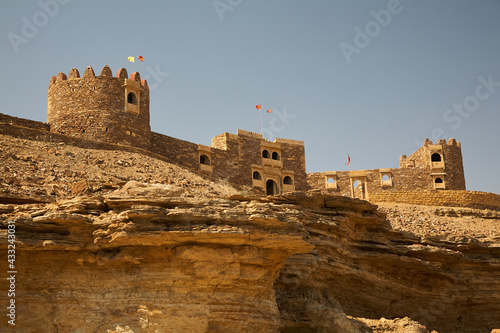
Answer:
198, 144, 213, 174
251, 165, 264, 188
428, 145, 445, 170
123, 79, 141, 115
349, 170, 368, 200
282, 170, 295, 193
379, 168, 393, 187
325, 171, 338, 190
431, 173, 446, 189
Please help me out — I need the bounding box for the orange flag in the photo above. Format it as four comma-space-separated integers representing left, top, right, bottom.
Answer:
345, 154, 351, 165
266, 108, 271, 113
256, 105, 261, 110
138, 55, 144, 62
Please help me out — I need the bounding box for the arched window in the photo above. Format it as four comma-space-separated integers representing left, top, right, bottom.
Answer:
262, 150, 270, 158
272, 152, 280, 160
431, 153, 442, 162
327, 177, 336, 184
200, 154, 210, 165
283, 176, 293, 185
435, 177, 443, 184
253, 171, 262, 180
382, 175, 390, 181
127, 92, 138, 105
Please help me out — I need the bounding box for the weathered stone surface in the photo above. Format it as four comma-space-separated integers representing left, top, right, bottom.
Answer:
1, 188, 499, 332
0, 188, 313, 332
275, 196, 500, 333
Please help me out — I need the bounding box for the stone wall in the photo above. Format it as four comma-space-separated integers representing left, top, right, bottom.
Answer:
277, 138, 307, 192
2, 109, 308, 194
308, 138, 466, 198
0, 113, 50, 132
150, 132, 199, 173
442, 139, 466, 190
307, 166, 435, 199
369, 190, 500, 211
47, 66, 151, 150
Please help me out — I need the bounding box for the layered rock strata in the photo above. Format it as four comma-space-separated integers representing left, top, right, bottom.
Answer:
1, 185, 499, 332
1, 183, 314, 332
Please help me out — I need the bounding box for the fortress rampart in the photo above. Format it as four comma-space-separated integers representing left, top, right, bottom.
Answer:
1, 64, 489, 204
2, 65, 309, 194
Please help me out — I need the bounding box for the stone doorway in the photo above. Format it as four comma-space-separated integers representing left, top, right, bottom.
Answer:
266, 179, 278, 196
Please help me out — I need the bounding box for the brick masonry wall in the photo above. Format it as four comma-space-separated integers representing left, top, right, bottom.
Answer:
400, 144, 428, 168
210, 133, 240, 183
0, 113, 50, 132
0, 114, 170, 163
308, 138, 466, 196
369, 190, 500, 211
443, 142, 466, 190
280, 140, 307, 192
47, 66, 151, 150
150, 132, 199, 173
233, 133, 262, 186
307, 166, 435, 199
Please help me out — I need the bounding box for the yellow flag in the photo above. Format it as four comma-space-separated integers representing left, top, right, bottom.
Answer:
128, 56, 135, 63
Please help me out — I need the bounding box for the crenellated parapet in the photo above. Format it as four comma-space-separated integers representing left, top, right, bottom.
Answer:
275, 137, 304, 145
237, 129, 262, 139
47, 65, 151, 150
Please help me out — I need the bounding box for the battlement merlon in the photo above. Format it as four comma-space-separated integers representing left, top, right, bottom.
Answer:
49, 65, 149, 91
422, 137, 461, 148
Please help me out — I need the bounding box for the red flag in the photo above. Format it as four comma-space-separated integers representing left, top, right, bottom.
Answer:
138, 55, 144, 62
345, 154, 350, 165
256, 105, 261, 110
266, 108, 271, 113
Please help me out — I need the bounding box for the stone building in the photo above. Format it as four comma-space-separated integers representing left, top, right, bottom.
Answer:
307, 138, 466, 200
45, 65, 467, 198
0, 64, 448, 199
45, 65, 468, 198
46, 65, 306, 195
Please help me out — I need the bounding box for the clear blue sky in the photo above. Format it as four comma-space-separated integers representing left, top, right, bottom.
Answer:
1, 0, 499, 194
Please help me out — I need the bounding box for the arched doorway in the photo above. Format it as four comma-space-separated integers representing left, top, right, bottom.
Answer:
266, 179, 278, 196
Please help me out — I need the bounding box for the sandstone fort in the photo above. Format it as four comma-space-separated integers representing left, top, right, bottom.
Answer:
1, 65, 498, 210
1, 65, 500, 332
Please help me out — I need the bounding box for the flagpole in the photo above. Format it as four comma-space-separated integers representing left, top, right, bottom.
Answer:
269, 109, 273, 141
260, 109, 263, 135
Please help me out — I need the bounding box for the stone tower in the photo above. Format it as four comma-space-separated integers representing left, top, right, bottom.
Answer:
47, 65, 151, 150
400, 138, 466, 190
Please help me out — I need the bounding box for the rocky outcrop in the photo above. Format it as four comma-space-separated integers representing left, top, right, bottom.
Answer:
1, 183, 313, 332
1, 184, 499, 332
273, 194, 500, 333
